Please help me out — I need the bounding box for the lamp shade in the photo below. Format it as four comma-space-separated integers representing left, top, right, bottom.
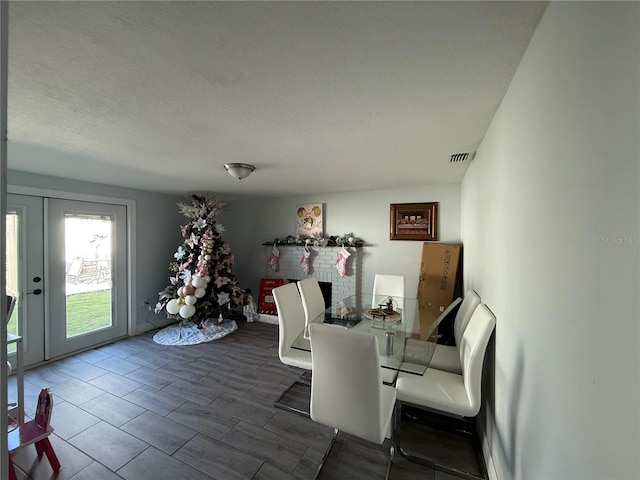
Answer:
224, 163, 255, 180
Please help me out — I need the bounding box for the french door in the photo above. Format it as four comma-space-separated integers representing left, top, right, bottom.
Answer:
7, 194, 128, 366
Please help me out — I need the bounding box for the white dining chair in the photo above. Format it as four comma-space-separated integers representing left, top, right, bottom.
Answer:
373, 274, 405, 299
272, 282, 313, 415
395, 303, 496, 477
402, 296, 462, 365
272, 283, 313, 371
428, 290, 481, 374
297, 277, 325, 326
309, 323, 397, 480
380, 368, 398, 386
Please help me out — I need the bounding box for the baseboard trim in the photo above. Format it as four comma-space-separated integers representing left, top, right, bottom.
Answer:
136, 318, 177, 335
477, 410, 499, 480
256, 313, 279, 325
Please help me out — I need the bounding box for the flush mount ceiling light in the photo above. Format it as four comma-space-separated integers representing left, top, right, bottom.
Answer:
224, 163, 255, 180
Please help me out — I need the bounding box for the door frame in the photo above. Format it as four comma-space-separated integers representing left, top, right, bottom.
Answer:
8, 185, 137, 344
6, 193, 46, 366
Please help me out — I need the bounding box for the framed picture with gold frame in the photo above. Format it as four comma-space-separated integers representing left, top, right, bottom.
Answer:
389, 202, 438, 241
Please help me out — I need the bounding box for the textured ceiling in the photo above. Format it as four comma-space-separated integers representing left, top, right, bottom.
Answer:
7, 1, 547, 198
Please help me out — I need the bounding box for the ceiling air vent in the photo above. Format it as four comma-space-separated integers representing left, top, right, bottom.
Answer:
449, 152, 475, 163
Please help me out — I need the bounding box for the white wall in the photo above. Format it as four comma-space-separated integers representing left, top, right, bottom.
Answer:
223, 184, 461, 298
462, 3, 639, 479
7, 169, 185, 333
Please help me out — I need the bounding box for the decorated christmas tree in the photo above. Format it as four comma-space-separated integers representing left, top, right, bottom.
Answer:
155, 194, 246, 328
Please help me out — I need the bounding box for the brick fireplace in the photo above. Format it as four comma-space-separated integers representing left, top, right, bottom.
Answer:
258, 245, 362, 324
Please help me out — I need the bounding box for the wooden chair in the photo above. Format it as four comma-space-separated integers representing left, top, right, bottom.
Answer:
7, 387, 60, 480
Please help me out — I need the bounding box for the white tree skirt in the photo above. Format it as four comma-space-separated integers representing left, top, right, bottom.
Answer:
153, 319, 238, 345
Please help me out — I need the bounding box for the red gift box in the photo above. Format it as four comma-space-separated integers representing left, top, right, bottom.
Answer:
258, 278, 284, 314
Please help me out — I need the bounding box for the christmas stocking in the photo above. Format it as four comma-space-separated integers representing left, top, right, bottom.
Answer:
335, 247, 351, 277
268, 245, 280, 272
300, 247, 311, 275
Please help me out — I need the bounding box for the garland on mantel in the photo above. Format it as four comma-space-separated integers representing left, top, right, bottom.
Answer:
263, 232, 364, 248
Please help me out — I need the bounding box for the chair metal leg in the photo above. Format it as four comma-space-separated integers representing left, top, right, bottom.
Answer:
313, 408, 396, 479
273, 380, 311, 417
314, 428, 339, 480
396, 401, 488, 480
384, 406, 397, 480
384, 443, 395, 480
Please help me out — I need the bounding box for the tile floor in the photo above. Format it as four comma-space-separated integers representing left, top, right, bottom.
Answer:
8, 320, 478, 479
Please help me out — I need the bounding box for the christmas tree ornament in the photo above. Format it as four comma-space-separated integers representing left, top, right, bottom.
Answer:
179, 304, 196, 318
166, 299, 180, 315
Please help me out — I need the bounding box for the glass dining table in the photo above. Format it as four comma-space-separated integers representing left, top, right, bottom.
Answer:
291, 293, 440, 376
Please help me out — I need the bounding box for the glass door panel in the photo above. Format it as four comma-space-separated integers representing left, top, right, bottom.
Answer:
65, 214, 113, 338
7, 211, 19, 350
48, 198, 127, 359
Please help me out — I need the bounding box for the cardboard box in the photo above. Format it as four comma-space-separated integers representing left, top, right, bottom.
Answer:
416, 243, 461, 322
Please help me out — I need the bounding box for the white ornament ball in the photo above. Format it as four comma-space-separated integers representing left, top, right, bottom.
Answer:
194, 287, 206, 298
203, 275, 211, 283
184, 295, 197, 305
192, 276, 205, 288
166, 299, 180, 315
179, 304, 196, 319
205, 254, 211, 261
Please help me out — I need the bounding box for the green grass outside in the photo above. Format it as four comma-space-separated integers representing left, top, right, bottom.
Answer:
7, 315, 18, 353
7, 289, 112, 349
66, 289, 112, 337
